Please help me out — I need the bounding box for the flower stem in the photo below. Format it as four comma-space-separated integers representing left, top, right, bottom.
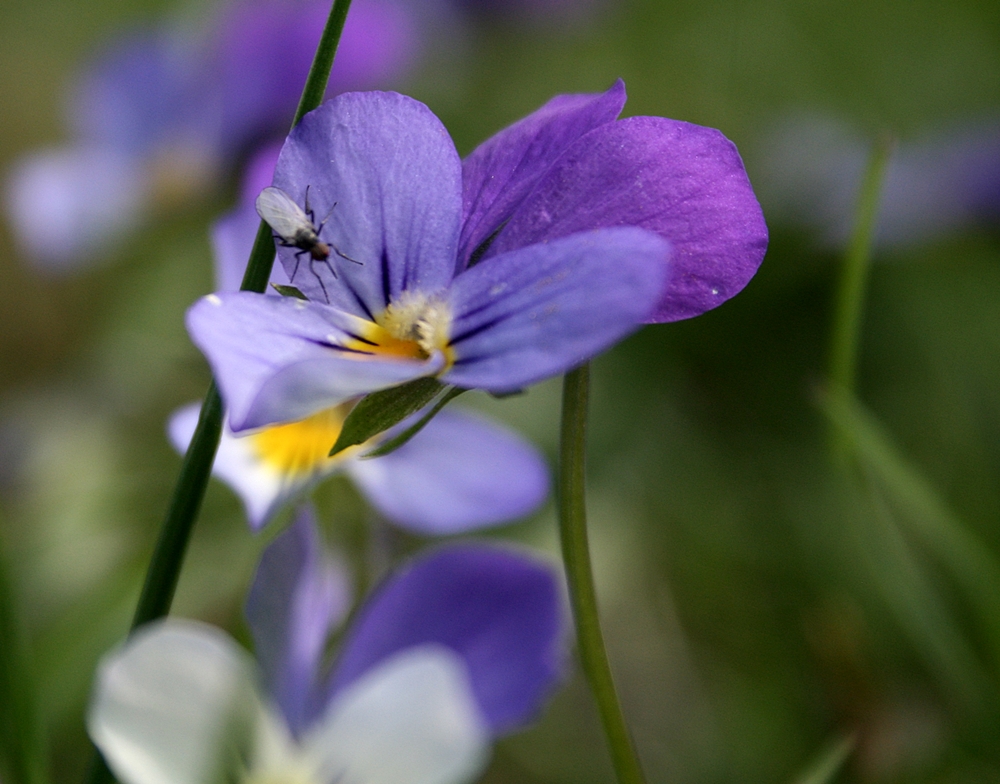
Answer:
82, 2, 355, 783
0, 526, 49, 784
827, 134, 894, 453
558, 365, 646, 784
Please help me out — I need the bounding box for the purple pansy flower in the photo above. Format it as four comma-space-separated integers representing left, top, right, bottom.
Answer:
187, 82, 766, 431
5, 0, 418, 269
88, 511, 565, 784
170, 155, 550, 534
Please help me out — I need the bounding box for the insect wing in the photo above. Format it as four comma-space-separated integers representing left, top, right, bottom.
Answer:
255, 186, 313, 241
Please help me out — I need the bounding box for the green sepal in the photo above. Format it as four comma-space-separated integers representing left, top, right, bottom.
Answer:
329, 377, 445, 456
362, 387, 467, 459
271, 284, 309, 300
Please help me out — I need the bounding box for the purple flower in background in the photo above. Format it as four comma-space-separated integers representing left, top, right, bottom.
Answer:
758, 114, 1000, 248
211, 0, 418, 159
188, 82, 766, 431
87, 513, 565, 784
5, 0, 418, 269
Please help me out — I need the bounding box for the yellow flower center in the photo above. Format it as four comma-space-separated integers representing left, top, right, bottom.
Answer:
344, 291, 454, 365
250, 403, 357, 476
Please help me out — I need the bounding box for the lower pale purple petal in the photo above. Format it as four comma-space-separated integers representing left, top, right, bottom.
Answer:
458, 80, 625, 267
246, 508, 350, 736
489, 116, 768, 322
345, 409, 548, 534
329, 543, 565, 735
444, 227, 669, 392
186, 292, 441, 430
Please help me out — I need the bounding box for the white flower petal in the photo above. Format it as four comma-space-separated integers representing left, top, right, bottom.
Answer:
169, 403, 289, 529
87, 620, 264, 784
303, 645, 490, 784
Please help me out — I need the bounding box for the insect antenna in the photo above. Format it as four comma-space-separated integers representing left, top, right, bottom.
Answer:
331, 242, 363, 266
317, 200, 338, 231
303, 184, 316, 224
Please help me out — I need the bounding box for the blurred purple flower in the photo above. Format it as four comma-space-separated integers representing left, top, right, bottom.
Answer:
88, 512, 565, 784
5, 0, 419, 269
188, 82, 766, 431
211, 0, 418, 159
758, 114, 1000, 249
246, 510, 565, 736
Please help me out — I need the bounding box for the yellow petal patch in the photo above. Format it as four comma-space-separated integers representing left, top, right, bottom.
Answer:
340, 291, 454, 366
250, 403, 357, 477
343, 320, 430, 360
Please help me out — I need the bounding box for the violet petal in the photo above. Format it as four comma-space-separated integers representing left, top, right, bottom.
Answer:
271, 92, 463, 315
186, 292, 441, 430
490, 116, 768, 322
329, 543, 565, 735
458, 80, 625, 268
346, 408, 549, 534
444, 227, 669, 392
245, 507, 350, 736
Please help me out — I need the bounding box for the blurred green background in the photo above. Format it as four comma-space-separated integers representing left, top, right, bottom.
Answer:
1, 0, 999, 782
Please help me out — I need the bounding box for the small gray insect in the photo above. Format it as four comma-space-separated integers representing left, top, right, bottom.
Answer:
255, 185, 360, 301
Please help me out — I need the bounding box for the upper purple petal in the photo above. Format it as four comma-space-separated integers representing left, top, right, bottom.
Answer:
328, 543, 565, 735
458, 80, 625, 268
345, 408, 549, 534
444, 227, 670, 392
186, 292, 441, 430
489, 116, 768, 322
271, 91, 463, 315
245, 507, 350, 736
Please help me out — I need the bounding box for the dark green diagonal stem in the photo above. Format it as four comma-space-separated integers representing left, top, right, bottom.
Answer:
558, 365, 646, 784
83, 2, 355, 783
0, 526, 49, 784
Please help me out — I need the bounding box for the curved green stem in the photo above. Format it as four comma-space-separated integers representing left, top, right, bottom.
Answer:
558, 365, 646, 784
827, 135, 894, 398
83, 3, 355, 783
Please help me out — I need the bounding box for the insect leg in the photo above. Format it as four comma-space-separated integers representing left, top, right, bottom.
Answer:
309, 257, 332, 303
290, 249, 308, 283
